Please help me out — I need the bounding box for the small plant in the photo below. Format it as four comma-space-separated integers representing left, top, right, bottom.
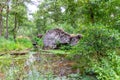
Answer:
59, 44, 72, 50
55, 40, 72, 50
33, 37, 44, 48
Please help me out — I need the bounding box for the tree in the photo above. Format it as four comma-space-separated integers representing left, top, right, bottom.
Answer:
0, 2, 5, 37
10, 0, 31, 41
5, 0, 10, 39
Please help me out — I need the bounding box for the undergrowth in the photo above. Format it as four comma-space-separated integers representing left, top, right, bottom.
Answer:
0, 37, 32, 52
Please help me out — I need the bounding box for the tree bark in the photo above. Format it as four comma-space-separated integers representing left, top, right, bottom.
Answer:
13, 13, 17, 41
0, 7, 3, 37
13, 0, 18, 41
5, 0, 9, 39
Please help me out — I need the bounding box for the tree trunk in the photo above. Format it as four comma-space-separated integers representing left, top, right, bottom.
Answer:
13, 13, 17, 41
0, 7, 3, 37
5, 0, 9, 39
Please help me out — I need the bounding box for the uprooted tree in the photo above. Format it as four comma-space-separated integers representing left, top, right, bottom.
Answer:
43, 28, 82, 49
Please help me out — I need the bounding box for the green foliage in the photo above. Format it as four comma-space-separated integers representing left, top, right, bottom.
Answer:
16, 38, 32, 48
34, 37, 44, 48
81, 75, 97, 80
72, 24, 120, 55
70, 24, 120, 80
59, 44, 72, 51
92, 51, 120, 80
0, 37, 32, 52
58, 23, 75, 33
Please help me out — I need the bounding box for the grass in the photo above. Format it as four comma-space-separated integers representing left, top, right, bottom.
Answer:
41, 49, 67, 54
0, 37, 32, 53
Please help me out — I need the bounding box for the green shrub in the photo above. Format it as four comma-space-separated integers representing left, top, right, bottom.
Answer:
34, 37, 44, 48
72, 25, 120, 56
92, 51, 120, 80
70, 24, 120, 80
54, 40, 72, 50
59, 44, 72, 50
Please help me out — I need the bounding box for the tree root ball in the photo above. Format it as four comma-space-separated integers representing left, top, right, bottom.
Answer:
43, 28, 82, 49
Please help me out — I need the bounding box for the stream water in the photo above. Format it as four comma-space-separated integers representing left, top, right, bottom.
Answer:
0, 51, 81, 80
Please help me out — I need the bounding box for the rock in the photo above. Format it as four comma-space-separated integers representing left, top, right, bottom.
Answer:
43, 28, 82, 49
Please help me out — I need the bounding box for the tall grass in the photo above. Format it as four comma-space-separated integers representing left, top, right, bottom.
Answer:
0, 37, 32, 52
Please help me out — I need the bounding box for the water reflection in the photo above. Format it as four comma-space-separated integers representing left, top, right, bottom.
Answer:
0, 51, 79, 80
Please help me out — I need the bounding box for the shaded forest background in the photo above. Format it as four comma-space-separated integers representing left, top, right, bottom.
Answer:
0, 0, 120, 38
